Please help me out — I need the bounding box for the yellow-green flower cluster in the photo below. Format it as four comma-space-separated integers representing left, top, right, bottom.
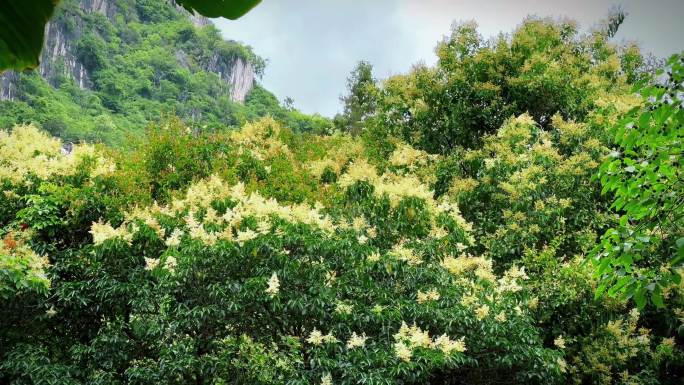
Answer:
0, 232, 50, 292
390, 244, 423, 266
441, 254, 495, 282
265, 272, 280, 297
338, 158, 379, 189
320, 373, 333, 385
91, 175, 337, 248
346, 332, 368, 349
497, 265, 529, 293
90, 221, 133, 246
389, 143, 431, 170
417, 289, 440, 304
0, 125, 115, 183
230, 117, 291, 160
306, 328, 339, 345
393, 322, 466, 362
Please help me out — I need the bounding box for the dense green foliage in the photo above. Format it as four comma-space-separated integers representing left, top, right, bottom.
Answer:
334, 61, 379, 136
0, 0, 329, 146
1, 11, 683, 385
0, 0, 261, 72
346, 17, 646, 153
593, 54, 684, 308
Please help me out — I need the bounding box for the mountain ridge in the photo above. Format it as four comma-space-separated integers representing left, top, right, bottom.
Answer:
0, 0, 318, 146
0, 0, 256, 103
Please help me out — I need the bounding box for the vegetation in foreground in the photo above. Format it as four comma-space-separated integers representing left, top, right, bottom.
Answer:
1, 14, 683, 385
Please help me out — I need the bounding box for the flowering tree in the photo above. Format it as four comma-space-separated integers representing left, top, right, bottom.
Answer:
1, 17, 683, 385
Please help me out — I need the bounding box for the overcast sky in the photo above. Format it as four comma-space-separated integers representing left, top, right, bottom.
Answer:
215, 0, 684, 117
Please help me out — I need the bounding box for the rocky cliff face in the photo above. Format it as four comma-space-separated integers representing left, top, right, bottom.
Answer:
39, 19, 93, 90
208, 54, 256, 103
0, 0, 254, 103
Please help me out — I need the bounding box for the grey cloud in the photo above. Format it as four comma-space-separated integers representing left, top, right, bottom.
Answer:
215, 0, 684, 117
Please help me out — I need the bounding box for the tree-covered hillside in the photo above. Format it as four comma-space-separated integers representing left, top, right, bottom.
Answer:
0, 0, 331, 146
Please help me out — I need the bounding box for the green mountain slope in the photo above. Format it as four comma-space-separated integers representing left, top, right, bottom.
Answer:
0, 0, 330, 146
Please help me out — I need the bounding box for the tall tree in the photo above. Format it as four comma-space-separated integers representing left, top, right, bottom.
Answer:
336, 60, 378, 135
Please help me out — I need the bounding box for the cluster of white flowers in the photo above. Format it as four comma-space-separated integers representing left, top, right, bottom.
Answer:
144, 257, 159, 270
554, 335, 566, 349
393, 322, 466, 362
432, 334, 467, 354
320, 373, 333, 385
306, 328, 339, 345
394, 341, 413, 362
335, 146, 476, 245
265, 272, 280, 297
367, 251, 381, 262
434, 201, 474, 241
308, 158, 340, 179
90, 221, 132, 246
335, 301, 353, 315
389, 143, 431, 170
460, 294, 478, 308
230, 117, 291, 160
497, 265, 529, 293
494, 311, 507, 323
144, 256, 177, 272
497, 113, 536, 143
528, 297, 539, 310
441, 254, 495, 282
337, 158, 379, 188
389, 244, 422, 266
90, 155, 117, 178
338, 160, 435, 208
0, 125, 115, 183
325, 270, 337, 287
165, 228, 183, 247
346, 332, 368, 349
374, 174, 434, 208
236, 229, 258, 245
90, 175, 339, 250
475, 304, 490, 320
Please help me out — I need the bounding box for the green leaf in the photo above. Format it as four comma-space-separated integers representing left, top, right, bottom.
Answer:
175, 0, 262, 20
608, 276, 634, 297
651, 290, 665, 308
595, 281, 608, 299
676, 237, 684, 249
633, 287, 646, 309
0, 0, 59, 71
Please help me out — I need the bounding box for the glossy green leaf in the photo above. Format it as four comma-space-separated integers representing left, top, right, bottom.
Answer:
0, 0, 59, 71
651, 289, 665, 308
175, 0, 262, 19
